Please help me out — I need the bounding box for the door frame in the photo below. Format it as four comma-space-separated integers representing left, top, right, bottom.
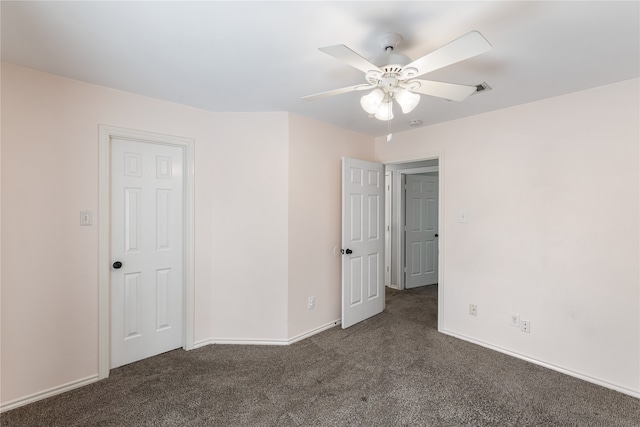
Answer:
98, 125, 195, 379
383, 152, 444, 330
384, 171, 392, 287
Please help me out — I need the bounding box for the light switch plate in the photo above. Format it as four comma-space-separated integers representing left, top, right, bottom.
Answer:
80, 211, 92, 226
510, 313, 520, 327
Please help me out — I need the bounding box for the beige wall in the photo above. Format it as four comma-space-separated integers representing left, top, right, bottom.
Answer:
0, 63, 291, 405
2, 62, 637, 406
207, 112, 290, 343
287, 114, 374, 339
0, 63, 374, 407
375, 78, 640, 395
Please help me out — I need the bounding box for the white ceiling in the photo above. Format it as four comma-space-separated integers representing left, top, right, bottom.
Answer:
2, 1, 638, 137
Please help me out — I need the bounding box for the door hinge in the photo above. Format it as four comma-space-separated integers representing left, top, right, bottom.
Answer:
403, 267, 407, 272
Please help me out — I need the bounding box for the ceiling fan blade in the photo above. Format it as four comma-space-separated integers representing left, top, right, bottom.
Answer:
402, 31, 492, 78
319, 45, 382, 74
302, 84, 375, 101
406, 80, 478, 101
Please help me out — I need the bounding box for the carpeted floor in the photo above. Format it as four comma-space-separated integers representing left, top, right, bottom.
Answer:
2, 285, 638, 426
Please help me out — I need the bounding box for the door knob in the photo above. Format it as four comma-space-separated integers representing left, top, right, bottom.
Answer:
113, 261, 123, 269
344, 249, 353, 255
435, 233, 439, 238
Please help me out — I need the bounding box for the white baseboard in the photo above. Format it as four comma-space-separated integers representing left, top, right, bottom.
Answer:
193, 338, 215, 349
194, 319, 342, 349
0, 374, 100, 413
288, 319, 341, 344
208, 338, 290, 346
440, 328, 640, 399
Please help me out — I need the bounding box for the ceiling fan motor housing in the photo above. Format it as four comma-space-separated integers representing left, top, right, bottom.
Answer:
375, 52, 411, 69
368, 33, 414, 91
368, 55, 413, 92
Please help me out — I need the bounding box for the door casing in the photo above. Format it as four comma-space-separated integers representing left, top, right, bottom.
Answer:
98, 125, 195, 379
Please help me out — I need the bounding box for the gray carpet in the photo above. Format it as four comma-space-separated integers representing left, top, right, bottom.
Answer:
2, 285, 638, 426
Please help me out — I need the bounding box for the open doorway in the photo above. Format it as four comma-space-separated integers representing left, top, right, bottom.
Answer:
340, 155, 443, 331
384, 159, 439, 290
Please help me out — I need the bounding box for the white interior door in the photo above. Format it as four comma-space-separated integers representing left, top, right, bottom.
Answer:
342, 157, 385, 328
405, 174, 439, 289
110, 138, 184, 368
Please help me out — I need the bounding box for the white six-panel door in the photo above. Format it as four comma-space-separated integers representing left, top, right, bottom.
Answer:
342, 158, 385, 328
110, 138, 184, 368
405, 174, 439, 289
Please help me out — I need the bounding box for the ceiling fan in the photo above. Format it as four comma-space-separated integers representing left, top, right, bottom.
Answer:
302, 31, 492, 121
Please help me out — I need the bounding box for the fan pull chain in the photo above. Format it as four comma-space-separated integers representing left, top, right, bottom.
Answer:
386, 101, 393, 142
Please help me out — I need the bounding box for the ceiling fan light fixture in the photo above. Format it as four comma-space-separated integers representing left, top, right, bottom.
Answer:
360, 88, 384, 114
394, 88, 421, 114
374, 98, 394, 121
